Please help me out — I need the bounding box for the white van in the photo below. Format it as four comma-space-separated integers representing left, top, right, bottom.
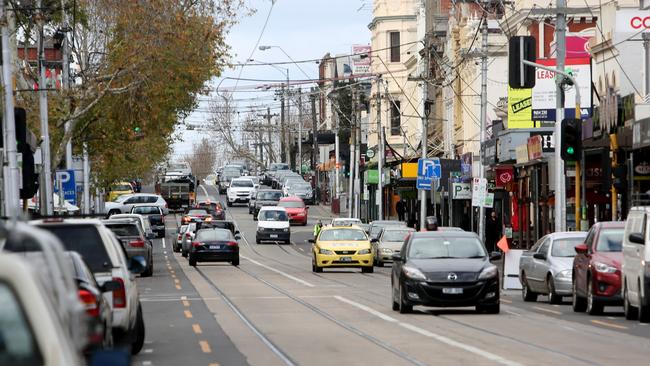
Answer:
622, 206, 650, 323
256, 206, 290, 244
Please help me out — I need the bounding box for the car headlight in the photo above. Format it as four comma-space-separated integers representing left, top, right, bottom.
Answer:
478, 265, 498, 280
594, 262, 617, 274
296, 212, 305, 217
358, 248, 371, 255
402, 265, 426, 280
556, 269, 572, 279
283, 228, 289, 232
381, 248, 393, 254
319, 248, 334, 255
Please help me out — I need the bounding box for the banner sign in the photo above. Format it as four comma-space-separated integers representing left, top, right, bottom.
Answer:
495, 166, 514, 188
508, 87, 534, 128
351, 45, 371, 75
616, 9, 650, 33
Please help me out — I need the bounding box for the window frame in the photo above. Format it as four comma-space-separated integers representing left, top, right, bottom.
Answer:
390, 100, 401, 136
389, 31, 400, 62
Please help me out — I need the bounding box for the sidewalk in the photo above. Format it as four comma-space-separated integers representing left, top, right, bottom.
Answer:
309, 203, 337, 220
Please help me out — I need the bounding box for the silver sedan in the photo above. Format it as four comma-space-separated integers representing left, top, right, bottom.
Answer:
373, 227, 415, 267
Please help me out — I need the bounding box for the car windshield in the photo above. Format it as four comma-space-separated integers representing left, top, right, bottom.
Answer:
132, 206, 159, 215
37, 225, 112, 272
112, 184, 132, 191
105, 223, 140, 237
196, 229, 232, 242
0, 282, 43, 365
382, 229, 413, 242
259, 210, 289, 222
257, 191, 282, 200
231, 180, 253, 187
596, 228, 624, 252
188, 209, 208, 216
408, 236, 486, 259
278, 201, 304, 208
319, 229, 367, 241
551, 237, 585, 257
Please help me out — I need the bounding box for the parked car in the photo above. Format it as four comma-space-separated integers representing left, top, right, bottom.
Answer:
131, 205, 166, 238
256, 206, 290, 244
105, 193, 168, 215
278, 196, 309, 226
519, 231, 587, 304
110, 213, 155, 239
391, 231, 501, 314
374, 227, 415, 267
250, 189, 283, 218
0, 254, 86, 366
181, 222, 200, 257
226, 177, 256, 206
284, 180, 314, 204
622, 207, 650, 322
572, 222, 625, 315
106, 181, 134, 202
103, 218, 154, 277
369, 220, 407, 240
188, 228, 241, 267
33, 218, 147, 354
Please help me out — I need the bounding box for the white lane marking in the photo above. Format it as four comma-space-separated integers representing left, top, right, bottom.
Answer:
299, 248, 304, 252
144, 349, 153, 353
335, 296, 522, 366
180, 295, 188, 300
241, 255, 315, 288
532, 306, 562, 315
505, 310, 521, 316
142, 361, 152, 366
162, 238, 166, 248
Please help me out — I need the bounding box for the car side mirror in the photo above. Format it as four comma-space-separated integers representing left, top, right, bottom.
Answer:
235, 230, 240, 235
129, 256, 146, 274
533, 252, 547, 260
574, 244, 588, 254
235, 234, 241, 240
307, 239, 315, 243
100, 280, 122, 293
146, 232, 156, 240
489, 251, 502, 261
391, 253, 402, 262
629, 233, 645, 245
370, 238, 378, 243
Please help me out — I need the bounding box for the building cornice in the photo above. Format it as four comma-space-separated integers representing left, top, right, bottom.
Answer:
368, 15, 417, 30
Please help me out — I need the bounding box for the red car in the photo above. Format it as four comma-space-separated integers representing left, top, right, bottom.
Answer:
572, 221, 625, 315
278, 196, 308, 226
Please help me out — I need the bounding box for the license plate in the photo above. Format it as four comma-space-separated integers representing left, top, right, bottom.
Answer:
339, 256, 352, 262
209, 245, 221, 249
442, 288, 463, 294
270, 234, 278, 238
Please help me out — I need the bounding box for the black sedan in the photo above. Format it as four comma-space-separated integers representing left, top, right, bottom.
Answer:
189, 228, 241, 267
391, 231, 501, 314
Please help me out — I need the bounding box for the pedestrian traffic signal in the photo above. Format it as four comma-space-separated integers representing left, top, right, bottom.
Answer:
561, 118, 582, 161
15, 108, 39, 199
508, 36, 536, 88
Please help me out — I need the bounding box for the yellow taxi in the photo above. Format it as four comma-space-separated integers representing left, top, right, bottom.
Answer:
106, 181, 134, 201
311, 225, 375, 273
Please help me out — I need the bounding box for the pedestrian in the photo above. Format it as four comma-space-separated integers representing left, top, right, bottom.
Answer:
485, 211, 502, 253
396, 197, 406, 221
313, 220, 323, 239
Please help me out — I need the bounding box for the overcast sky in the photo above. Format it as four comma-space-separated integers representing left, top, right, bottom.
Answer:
172, 0, 372, 160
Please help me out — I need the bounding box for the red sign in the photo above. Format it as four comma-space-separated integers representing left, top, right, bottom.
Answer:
495, 166, 514, 188
527, 135, 543, 160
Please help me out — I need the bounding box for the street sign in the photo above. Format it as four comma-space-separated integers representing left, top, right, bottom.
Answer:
471, 177, 487, 207
452, 183, 471, 200
54, 169, 76, 204
416, 158, 441, 190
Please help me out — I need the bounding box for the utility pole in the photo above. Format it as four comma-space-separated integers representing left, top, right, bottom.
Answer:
1, 1, 19, 218
298, 88, 303, 174
478, 3, 489, 242
266, 107, 274, 163
285, 85, 292, 168
419, 39, 430, 231
348, 86, 356, 218
376, 77, 383, 220
310, 91, 319, 204
354, 89, 361, 220
555, 0, 567, 231
334, 103, 340, 202
37, 1, 54, 216
61, 0, 72, 170
82, 145, 90, 214
279, 87, 287, 163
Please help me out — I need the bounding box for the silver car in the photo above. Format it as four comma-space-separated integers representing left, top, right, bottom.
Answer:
519, 231, 587, 304
374, 227, 415, 266
181, 222, 199, 258
285, 181, 314, 204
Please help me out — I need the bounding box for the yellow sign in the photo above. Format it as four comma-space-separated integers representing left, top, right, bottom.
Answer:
508, 87, 534, 129
401, 163, 418, 178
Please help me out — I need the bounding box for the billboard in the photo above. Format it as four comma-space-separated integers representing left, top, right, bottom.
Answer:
351, 45, 371, 75
531, 57, 592, 121
616, 9, 650, 33
507, 87, 534, 128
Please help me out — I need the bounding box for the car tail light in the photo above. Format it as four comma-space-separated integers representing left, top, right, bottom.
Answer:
112, 277, 127, 309
192, 241, 201, 247
177, 234, 182, 240
227, 241, 238, 247
78, 289, 100, 317
205, 216, 213, 222
129, 239, 145, 247
185, 232, 192, 237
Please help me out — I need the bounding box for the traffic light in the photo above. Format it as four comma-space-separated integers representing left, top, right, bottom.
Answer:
14, 108, 39, 199
508, 36, 536, 89
613, 165, 627, 191
561, 118, 582, 161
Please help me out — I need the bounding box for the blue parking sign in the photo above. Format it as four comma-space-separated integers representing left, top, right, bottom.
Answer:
54, 170, 77, 203
416, 158, 441, 190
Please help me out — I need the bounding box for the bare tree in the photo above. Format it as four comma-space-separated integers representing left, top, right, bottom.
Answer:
183, 138, 217, 181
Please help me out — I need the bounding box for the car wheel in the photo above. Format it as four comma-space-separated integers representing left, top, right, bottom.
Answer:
108, 209, 120, 216
362, 266, 374, 273
189, 255, 197, 267
232, 256, 239, 266
477, 303, 500, 314
253, 215, 258, 221
624, 281, 639, 320
547, 275, 562, 304
399, 285, 412, 314
227, 201, 232, 207
141, 263, 153, 278
572, 278, 587, 312
639, 283, 650, 323
521, 273, 538, 302
131, 304, 145, 355
312, 257, 323, 273
256, 237, 261, 244
392, 284, 400, 311
587, 277, 603, 315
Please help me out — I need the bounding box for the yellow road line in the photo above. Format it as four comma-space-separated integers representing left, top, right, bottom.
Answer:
199, 341, 211, 353
209, 363, 220, 366
184, 310, 193, 318
183, 300, 190, 307
192, 324, 203, 334
533, 306, 562, 315
591, 320, 628, 330
501, 299, 512, 304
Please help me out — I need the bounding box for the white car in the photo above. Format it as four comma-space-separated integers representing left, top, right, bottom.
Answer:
256, 206, 290, 244
0, 255, 85, 366
33, 218, 147, 354
226, 178, 256, 207
110, 213, 155, 239
623, 206, 650, 322
105, 193, 168, 215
